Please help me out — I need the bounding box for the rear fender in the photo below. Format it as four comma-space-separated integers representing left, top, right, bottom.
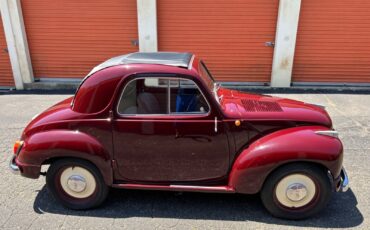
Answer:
18, 130, 113, 185
228, 126, 343, 194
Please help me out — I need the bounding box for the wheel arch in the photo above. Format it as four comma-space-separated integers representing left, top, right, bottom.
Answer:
228, 126, 343, 194
18, 130, 113, 185
260, 161, 333, 191
41, 156, 112, 185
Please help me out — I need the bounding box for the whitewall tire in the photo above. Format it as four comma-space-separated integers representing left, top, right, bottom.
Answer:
261, 163, 332, 220
46, 159, 108, 210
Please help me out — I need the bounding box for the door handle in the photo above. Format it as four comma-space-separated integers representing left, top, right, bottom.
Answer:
265, 41, 275, 47
214, 117, 218, 133
131, 39, 139, 46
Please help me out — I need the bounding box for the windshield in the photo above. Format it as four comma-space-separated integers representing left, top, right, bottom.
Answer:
198, 61, 221, 104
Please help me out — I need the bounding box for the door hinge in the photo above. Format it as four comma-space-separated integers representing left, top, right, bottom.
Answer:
131, 39, 139, 46
111, 159, 117, 169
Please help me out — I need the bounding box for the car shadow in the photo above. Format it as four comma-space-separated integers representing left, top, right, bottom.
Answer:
33, 186, 363, 228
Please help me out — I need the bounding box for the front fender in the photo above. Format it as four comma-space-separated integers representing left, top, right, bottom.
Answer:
228, 126, 343, 194
17, 130, 113, 185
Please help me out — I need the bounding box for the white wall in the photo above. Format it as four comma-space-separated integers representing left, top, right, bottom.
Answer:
137, 0, 158, 52
271, 0, 302, 87
0, 0, 33, 89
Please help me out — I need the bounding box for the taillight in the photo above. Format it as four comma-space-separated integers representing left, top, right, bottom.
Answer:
13, 141, 23, 154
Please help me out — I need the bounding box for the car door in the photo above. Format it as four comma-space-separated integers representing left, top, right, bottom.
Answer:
112, 75, 230, 182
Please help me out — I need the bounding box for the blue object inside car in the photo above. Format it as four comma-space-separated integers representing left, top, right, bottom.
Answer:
176, 89, 197, 112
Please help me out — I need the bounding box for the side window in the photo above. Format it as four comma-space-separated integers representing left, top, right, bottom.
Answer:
117, 77, 209, 115
118, 78, 168, 114
170, 79, 209, 114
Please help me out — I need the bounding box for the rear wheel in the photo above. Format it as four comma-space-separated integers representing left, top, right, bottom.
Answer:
261, 163, 332, 220
46, 159, 108, 210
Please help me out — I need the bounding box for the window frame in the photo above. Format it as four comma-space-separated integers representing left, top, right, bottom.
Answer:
116, 75, 211, 118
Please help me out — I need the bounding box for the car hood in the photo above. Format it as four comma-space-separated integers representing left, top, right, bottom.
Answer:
218, 88, 332, 127
21, 96, 84, 139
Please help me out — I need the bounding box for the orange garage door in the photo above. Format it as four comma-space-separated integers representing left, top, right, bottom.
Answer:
0, 17, 14, 87
21, 0, 138, 79
293, 0, 370, 84
157, 0, 278, 83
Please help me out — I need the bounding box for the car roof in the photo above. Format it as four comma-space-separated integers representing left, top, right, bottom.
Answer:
87, 52, 194, 77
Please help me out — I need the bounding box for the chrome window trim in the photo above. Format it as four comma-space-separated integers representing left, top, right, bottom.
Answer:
188, 55, 195, 70
167, 80, 171, 114
116, 76, 211, 118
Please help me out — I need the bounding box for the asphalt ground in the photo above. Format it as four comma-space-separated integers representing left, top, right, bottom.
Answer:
0, 93, 369, 229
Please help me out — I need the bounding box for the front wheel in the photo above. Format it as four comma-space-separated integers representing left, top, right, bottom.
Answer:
261, 163, 332, 220
46, 159, 108, 210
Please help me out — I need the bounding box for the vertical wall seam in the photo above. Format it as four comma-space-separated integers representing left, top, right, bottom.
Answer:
270, 0, 302, 87
0, 0, 23, 89
137, 0, 158, 52
0, 0, 34, 89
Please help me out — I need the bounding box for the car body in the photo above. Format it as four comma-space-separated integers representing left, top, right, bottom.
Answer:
10, 52, 349, 219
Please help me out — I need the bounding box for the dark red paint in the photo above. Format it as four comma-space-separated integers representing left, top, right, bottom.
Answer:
13, 56, 344, 194
228, 126, 343, 194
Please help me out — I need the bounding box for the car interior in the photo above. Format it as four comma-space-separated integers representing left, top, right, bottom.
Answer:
117, 78, 209, 115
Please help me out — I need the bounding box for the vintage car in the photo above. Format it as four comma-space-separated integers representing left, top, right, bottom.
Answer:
10, 52, 348, 219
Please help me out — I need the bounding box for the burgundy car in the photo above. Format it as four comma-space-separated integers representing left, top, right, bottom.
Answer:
10, 52, 348, 219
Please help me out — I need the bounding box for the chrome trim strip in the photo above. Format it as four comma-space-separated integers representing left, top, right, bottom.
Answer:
307, 102, 326, 110
113, 183, 235, 193
337, 168, 349, 192
9, 155, 20, 175
315, 130, 339, 138
168, 184, 234, 192
167, 80, 171, 114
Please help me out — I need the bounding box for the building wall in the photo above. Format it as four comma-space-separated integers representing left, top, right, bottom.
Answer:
1, 0, 370, 88
292, 0, 370, 84
21, 0, 138, 79
157, 0, 278, 83
0, 16, 14, 87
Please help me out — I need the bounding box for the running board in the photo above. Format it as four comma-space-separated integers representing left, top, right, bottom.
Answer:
112, 183, 235, 193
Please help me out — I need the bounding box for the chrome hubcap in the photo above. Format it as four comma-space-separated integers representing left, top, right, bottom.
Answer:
275, 174, 316, 208
286, 183, 308, 202
60, 166, 96, 199
67, 175, 87, 193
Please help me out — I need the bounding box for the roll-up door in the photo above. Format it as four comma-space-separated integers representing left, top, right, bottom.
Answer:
157, 0, 278, 83
21, 0, 138, 79
293, 0, 370, 84
0, 17, 14, 87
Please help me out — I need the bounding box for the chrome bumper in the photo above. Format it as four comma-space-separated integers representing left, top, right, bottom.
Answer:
337, 167, 349, 192
9, 155, 20, 175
